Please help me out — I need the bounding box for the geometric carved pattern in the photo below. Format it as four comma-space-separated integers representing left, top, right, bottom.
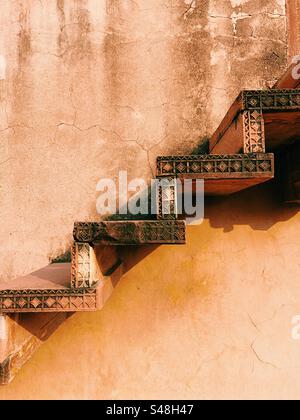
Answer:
157, 153, 274, 177
0, 288, 99, 313
243, 111, 265, 153
241, 90, 300, 152
210, 89, 300, 154
71, 242, 93, 289
73, 221, 186, 245
242, 89, 300, 111
283, 142, 300, 204
156, 177, 178, 221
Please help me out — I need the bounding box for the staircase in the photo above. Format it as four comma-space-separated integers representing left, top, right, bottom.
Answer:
1, 66, 299, 384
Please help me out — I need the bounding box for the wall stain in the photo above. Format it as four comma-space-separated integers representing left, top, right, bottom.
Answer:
72, 6, 92, 60
165, 0, 211, 154
56, 0, 69, 54
103, 1, 129, 114
17, 7, 32, 68
12, 2, 33, 121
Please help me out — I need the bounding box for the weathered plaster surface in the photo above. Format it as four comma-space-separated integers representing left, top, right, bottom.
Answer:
1, 183, 300, 399
0, 0, 296, 399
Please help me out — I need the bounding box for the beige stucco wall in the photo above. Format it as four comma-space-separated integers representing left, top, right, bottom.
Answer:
1, 0, 299, 400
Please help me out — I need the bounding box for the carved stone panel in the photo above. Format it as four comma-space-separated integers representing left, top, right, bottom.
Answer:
156, 178, 178, 221
157, 153, 274, 177
156, 153, 274, 196
71, 242, 93, 289
71, 242, 123, 289
0, 288, 99, 313
0, 264, 101, 314
242, 90, 300, 111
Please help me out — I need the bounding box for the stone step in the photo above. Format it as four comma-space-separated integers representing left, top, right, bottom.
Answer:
71, 242, 123, 289
73, 221, 186, 245
156, 153, 274, 197
0, 264, 103, 313
209, 89, 300, 154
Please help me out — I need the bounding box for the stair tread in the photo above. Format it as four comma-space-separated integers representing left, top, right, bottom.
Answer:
0, 263, 100, 313
73, 220, 186, 245
157, 153, 274, 196
209, 89, 300, 154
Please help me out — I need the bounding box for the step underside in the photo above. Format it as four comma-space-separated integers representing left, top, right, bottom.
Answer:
209, 89, 300, 154
0, 221, 186, 314
272, 66, 300, 204
157, 153, 274, 195
282, 142, 300, 204
73, 221, 186, 245
0, 264, 101, 313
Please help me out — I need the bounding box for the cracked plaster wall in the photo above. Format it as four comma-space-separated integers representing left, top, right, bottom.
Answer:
0, 0, 298, 400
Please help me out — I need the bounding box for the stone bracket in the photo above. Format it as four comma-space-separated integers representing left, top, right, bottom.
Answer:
156, 177, 178, 221
71, 242, 95, 289
156, 153, 274, 196
0, 287, 100, 314
243, 110, 265, 154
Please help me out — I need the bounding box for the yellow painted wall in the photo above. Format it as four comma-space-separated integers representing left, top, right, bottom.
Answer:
1, 183, 300, 399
